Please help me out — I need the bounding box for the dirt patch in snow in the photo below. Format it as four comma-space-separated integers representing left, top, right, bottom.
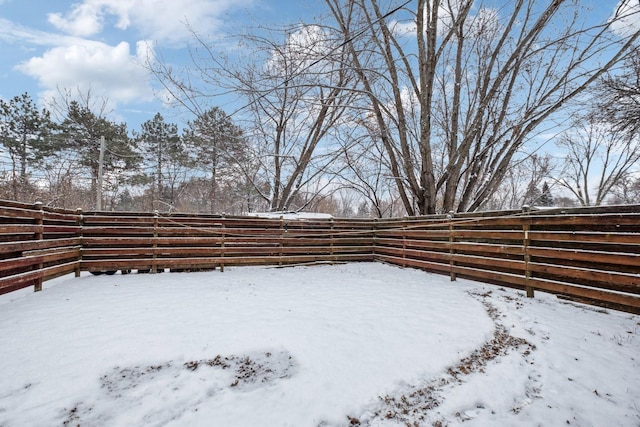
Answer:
342, 290, 536, 426
61, 350, 296, 426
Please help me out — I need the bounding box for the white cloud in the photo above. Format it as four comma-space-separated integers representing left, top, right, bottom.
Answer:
392, 0, 472, 37
466, 8, 500, 39
47, 0, 252, 44
2, 0, 254, 124
0, 18, 80, 46
610, 0, 640, 37
48, 2, 104, 37
266, 25, 330, 75
389, 19, 414, 37
15, 40, 155, 105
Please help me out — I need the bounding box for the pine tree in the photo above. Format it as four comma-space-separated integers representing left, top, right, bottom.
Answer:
59, 100, 139, 209
539, 181, 554, 206
135, 113, 187, 211
0, 93, 57, 200
183, 107, 248, 214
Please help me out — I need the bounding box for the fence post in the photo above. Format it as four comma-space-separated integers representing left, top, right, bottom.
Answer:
448, 211, 456, 281
33, 201, 44, 292
402, 221, 407, 268
75, 208, 83, 277
522, 205, 534, 298
220, 215, 225, 273
330, 218, 334, 260
279, 216, 284, 266
152, 210, 158, 274
372, 218, 378, 261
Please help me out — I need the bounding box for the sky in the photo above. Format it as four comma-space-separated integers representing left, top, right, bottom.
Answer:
0, 262, 638, 426
0, 0, 319, 130
0, 1, 635, 134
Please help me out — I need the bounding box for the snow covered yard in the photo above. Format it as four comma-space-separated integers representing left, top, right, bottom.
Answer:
0, 262, 638, 426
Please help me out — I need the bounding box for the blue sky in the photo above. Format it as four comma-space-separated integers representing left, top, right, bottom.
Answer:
0, 0, 319, 131
0, 0, 636, 133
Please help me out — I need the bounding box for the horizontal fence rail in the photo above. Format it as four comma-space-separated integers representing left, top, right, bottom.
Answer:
373, 206, 640, 313
79, 211, 375, 273
0, 201, 81, 294
0, 200, 638, 313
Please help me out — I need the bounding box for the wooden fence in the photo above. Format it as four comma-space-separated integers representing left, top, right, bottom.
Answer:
374, 205, 640, 313
0, 200, 81, 294
79, 210, 374, 273
1, 199, 638, 313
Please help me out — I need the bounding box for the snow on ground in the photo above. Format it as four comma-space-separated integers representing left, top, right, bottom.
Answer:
0, 262, 638, 426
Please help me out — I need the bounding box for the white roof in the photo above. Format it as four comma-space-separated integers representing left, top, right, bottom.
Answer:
247, 211, 333, 220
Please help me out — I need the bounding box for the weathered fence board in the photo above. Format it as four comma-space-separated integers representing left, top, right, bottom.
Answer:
0, 199, 638, 313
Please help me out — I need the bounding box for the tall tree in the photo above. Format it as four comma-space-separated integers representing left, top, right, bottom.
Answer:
183, 107, 247, 214
609, 173, 640, 205
135, 113, 188, 211
0, 93, 55, 200
555, 116, 640, 206
149, 24, 357, 212
481, 153, 554, 210
599, 48, 640, 136
58, 99, 138, 210
538, 181, 554, 207
326, 0, 640, 214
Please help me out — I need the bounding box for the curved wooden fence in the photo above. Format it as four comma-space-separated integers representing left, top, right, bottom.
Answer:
1, 200, 638, 313
78, 210, 374, 273
373, 205, 640, 313
0, 200, 81, 294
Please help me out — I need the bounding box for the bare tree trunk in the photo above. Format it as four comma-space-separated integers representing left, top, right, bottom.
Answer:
326, 0, 640, 214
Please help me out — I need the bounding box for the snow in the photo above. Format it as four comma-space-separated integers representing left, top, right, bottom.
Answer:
0, 262, 638, 426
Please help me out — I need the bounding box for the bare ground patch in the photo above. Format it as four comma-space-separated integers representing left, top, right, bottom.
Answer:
341, 290, 536, 426
61, 350, 296, 426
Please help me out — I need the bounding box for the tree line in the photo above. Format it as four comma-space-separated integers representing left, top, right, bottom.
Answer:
2, 0, 640, 216
0, 92, 263, 214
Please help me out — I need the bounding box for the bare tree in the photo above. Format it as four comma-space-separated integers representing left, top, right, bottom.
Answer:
609, 173, 640, 204
599, 48, 640, 136
148, 23, 358, 212
484, 153, 555, 210
555, 117, 640, 206
338, 131, 403, 217
41, 152, 88, 209
326, 0, 640, 214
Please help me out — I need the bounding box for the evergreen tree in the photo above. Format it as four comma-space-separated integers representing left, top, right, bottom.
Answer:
539, 181, 554, 206
59, 101, 139, 209
523, 180, 542, 207
0, 93, 55, 200
135, 113, 188, 211
183, 107, 248, 214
